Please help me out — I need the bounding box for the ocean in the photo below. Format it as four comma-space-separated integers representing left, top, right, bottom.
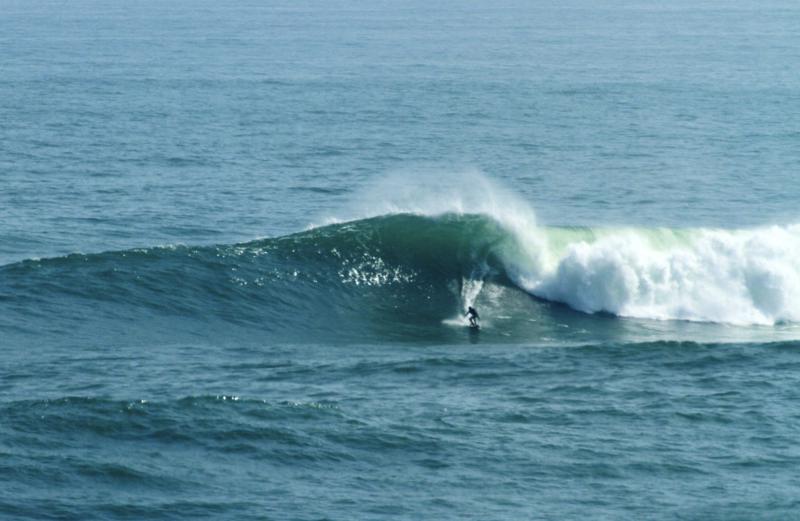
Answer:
3, 1, 800, 519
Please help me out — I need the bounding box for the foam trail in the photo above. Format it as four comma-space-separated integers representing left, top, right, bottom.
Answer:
444, 270, 487, 328
461, 277, 485, 311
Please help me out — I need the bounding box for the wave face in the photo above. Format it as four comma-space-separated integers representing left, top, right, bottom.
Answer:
2, 211, 800, 345
0, 214, 520, 343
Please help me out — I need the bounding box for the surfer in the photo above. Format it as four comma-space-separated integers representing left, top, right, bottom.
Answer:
466, 306, 480, 328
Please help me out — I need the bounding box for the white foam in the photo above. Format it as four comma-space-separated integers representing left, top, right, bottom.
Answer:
525, 225, 800, 326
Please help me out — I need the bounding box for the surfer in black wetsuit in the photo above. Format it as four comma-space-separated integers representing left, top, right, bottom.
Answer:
466, 306, 480, 327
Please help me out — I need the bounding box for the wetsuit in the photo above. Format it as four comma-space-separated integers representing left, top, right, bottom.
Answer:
466, 307, 480, 327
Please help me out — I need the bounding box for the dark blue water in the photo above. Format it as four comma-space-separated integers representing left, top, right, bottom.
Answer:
3, 1, 800, 519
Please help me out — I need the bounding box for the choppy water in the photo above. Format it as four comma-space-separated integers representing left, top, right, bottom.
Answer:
3, 1, 800, 519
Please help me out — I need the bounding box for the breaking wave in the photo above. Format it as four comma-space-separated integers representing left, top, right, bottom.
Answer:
2, 173, 799, 344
